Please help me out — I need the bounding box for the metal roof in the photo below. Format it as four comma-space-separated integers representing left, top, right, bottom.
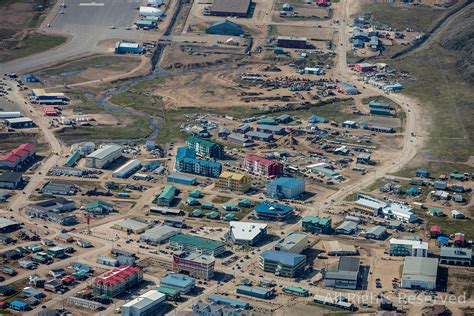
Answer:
335, 221, 358, 232
114, 219, 148, 231
260, 250, 306, 266
302, 216, 330, 226
211, 0, 250, 14
0, 218, 19, 229
275, 232, 307, 251
365, 225, 387, 236
268, 177, 304, 189
140, 225, 180, 241
170, 234, 224, 250
160, 273, 195, 288
86, 144, 122, 160
402, 257, 438, 283
0, 172, 22, 183
440, 247, 472, 259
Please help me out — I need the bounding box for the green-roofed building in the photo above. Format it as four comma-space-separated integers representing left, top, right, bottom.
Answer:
283, 285, 309, 297
201, 202, 214, 210
189, 190, 202, 198
86, 200, 114, 215
223, 213, 236, 221
429, 208, 445, 217
223, 203, 239, 212
238, 199, 252, 208
449, 173, 466, 181
302, 216, 332, 234
207, 211, 220, 220
64, 150, 81, 167
156, 186, 178, 206
186, 136, 224, 159
169, 233, 225, 256
157, 286, 180, 300
187, 197, 200, 206
28, 243, 43, 253
191, 209, 203, 217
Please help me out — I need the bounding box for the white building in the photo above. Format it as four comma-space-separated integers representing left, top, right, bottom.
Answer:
140, 225, 180, 244
139, 6, 163, 17
382, 203, 418, 223
112, 159, 142, 179
389, 238, 428, 257
120, 290, 165, 316
401, 257, 438, 290
85, 144, 122, 169
274, 232, 308, 254
229, 221, 267, 246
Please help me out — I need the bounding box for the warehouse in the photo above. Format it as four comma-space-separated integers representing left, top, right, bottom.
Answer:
140, 225, 180, 244
323, 257, 361, 290
304, 67, 325, 75
0, 112, 22, 119
439, 247, 471, 266
259, 250, 306, 277
0, 218, 21, 233
4, 117, 35, 129
175, 147, 222, 178
227, 133, 255, 147
26, 198, 76, 215
370, 108, 394, 116
254, 200, 293, 221
335, 221, 358, 235
401, 257, 438, 290
85, 144, 123, 169
364, 225, 388, 240
336, 82, 359, 95
155, 185, 178, 206
210, 0, 251, 17
274, 232, 308, 254
0, 172, 23, 189
206, 19, 244, 36
245, 131, 274, 142
40, 180, 77, 195
267, 177, 305, 200
236, 286, 273, 299
31, 89, 69, 105
186, 136, 224, 159
120, 290, 165, 316
112, 219, 148, 234
207, 295, 250, 309
64, 151, 80, 167
369, 101, 391, 110
112, 159, 141, 179
139, 6, 164, 17
150, 206, 184, 216
324, 241, 358, 256
215, 171, 251, 193
302, 216, 332, 234
277, 36, 307, 48
229, 221, 267, 246
169, 234, 225, 257
160, 274, 195, 294
172, 251, 215, 280
167, 173, 197, 186
114, 41, 144, 55
283, 286, 308, 297
256, 124, 286, 135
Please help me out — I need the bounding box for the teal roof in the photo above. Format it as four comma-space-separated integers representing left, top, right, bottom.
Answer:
169, 234, 224, 250
159, 186, 177, 201
208, 211, 220, 219
64, 150, 80, 167
87, 200, 113, 209
189, 190, 202, 198
302, 216, 330, 226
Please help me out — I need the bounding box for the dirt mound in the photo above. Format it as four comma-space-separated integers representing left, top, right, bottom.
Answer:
439, 5, 474, 82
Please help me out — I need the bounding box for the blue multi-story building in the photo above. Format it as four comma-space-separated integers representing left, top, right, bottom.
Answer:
175, 147, 222, 178
267, 177, 305, 199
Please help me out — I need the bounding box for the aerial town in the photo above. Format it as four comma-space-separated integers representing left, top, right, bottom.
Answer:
0, 0, 473, 315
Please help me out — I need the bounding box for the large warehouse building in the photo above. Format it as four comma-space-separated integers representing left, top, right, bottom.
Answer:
85, 144, 123, 169
169, 234, 225, 257
112, 159, 141, 178
210, 0, 251, 17
206, 20, 244, 36
267, 177, 305, 199
120, 290, 165, 316
401, 257, 438, 290
323, 257, 361, 290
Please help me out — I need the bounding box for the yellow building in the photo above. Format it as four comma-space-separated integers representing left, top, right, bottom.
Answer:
215, 171, 251, 193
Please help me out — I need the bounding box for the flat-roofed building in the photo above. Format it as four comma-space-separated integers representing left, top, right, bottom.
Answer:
324, 241, 358, 256
160, 273, 195, 294
85, 144, 122, 169
140, 226, 180, 244
210, 0, 251, 17
401, 257, 438, 290
274, 232, 308, 254
229, 221, 267, 246
120, 290, 165, 316
277, 36, 307, 48
439, 247, 472, 266
112, 219, 148, 234
172, 251, 215, 280
324, 257, 361, 289
259, 250, 306, 277
0, 172, 23, 189
389, 238, 428, 257
215, 171, 251, 193
267, 177, 305, 200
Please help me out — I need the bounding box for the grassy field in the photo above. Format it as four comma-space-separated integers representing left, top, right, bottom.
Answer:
361, 3, 446, 32
388, 44, 474, 163
1, 33, 67, 63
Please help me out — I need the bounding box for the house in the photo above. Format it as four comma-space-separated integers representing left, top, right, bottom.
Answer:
45, 279, 63, 292
451, 210, 465, 219
155, 186, 178, 207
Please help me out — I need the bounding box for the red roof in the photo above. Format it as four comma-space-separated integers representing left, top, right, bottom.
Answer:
18, 143, 36, 152
11, 149, 29, 157
245, 154, 279, 166
430, 225, 442, 233
94, 266, 140, 286
0, 153, 20, 163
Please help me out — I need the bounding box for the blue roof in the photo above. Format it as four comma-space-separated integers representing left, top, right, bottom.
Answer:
176, 147, 221, 169
269, 177, 304, 189
260, 250, 306, 266
338, 82, 357, 90
254, 201, 293, 215
208, 295, 250, 309
161, 273, 195, 288
10, 300, 28, 308
437, 236, 449, 244
308, 115, 328, 123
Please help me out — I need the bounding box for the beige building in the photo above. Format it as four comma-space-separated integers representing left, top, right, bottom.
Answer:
215, 171, 251, 192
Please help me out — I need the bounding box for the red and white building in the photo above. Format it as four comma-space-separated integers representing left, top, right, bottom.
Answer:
93, 266, 143, 297
173, 251, 215, 280
353, 62, 375, 72
0, 143, 36, 170
242, 154, 283, 177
